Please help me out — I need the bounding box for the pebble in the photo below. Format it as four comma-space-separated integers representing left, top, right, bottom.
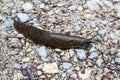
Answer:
86, 0, 102, 11
115, 57, 120, 64
75, 49, 86, 60
89, 47, 97, 53
112, 39, 118, 44
1, 18, 14, 28
42, 63, 59, 73
90, 22, 96, 28
62, 73, 66, 77
89, 52, 99, 59
22, 63, 29, 69
9, 51, 18, 55
14, 63, 21, 69
62, 62, 72, 69
22, 57, 31, 63
78, 6, 83, 11
13, 72, 24, 80
98, 29, 106, 36
17, 13, 30, 22
103, 49, 110, 55
78, 68, 91, 79
22, 2, 33, 11
114, 4, 120, 17
21, 68, 29, 76
37, 71, 42, 75
40, 3, 45, 9
74, 25, 82, 31
37, 46, 48, 61
96, 58, 103, 67
68, 5, 77, 11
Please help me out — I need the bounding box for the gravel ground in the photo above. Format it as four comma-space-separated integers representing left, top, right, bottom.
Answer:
0, 0, 120, 80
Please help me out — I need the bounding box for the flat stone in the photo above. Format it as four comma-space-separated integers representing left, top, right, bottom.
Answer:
62, 62, 72, 69
17, 13, 30, 22
22, 57, 30, 63
89, 52, 99, 59
75, 49, 86, 60
42, 62, 59, 73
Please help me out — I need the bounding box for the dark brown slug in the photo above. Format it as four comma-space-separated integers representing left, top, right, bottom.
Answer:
14, 21, 93, 49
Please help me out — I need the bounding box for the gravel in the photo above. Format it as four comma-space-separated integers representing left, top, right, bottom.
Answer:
1, 0, 120, 80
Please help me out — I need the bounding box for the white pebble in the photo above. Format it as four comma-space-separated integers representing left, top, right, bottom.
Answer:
112, 39, 118, 44
62, 62, 72, 69
75, 49, 86, 60
115, 57, 120, 64
89, 47, 97, 52
74, 25, 82, 31
90, 52, 99, 59
17, 13, 30, 22
42, 63, 59, 73
40, 3, 45, 8
86, 0, 102, 11
1, 18, 13, 28
78, 68, 91, 79
37, 71, 42, 75
38, 46, 48, 61
9, 51, 18, 55
98, 29, 106, 36
68, 5, 77, 11
14, 63, 21, 69
90, 22, 96, 28
62, 73, 66, 77
22, 2, 33, 11
78, 6, 83, 11
96, 58, 103, 67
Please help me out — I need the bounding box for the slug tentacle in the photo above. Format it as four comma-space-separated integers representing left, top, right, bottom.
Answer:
14, 21, 93, 49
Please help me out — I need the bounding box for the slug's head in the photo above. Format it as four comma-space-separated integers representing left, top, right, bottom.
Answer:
14, 20, 31, 34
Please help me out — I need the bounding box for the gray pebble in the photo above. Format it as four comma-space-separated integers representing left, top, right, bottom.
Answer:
90, 52, 99, 59
112, 40, 118, 44
62, 62, 72, 69
1, 18, 13, 28
68, 5, 77, 11
14, 63, 21, 69
22, 63, 29, 69
115, 57, 120, 64
9, 51, 18, 55
90, 22, 96, 28
75, 49, 86, 60
17, 13, 30, 22
74, 25, 82, 31
98, 29, 106, 36
103, 49, 110, 55
37, 46, 48, 61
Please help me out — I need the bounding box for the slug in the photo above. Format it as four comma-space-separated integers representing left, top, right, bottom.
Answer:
14, 20, 93, 49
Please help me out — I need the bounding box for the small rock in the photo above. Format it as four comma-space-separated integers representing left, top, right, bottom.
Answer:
1, 18, 13, 28
112, 39, 118, 44
115, 57, 120, 64
13, 72, 24, 80
98, 29, 106, 36
78, 68, 91, 79
9, 51, 18, 55
74, 25, 82, 31
37, 46, 48, 61
37, 64, 43, 69
14, 63, 21, 69
78, 6, 83, 11
62, 62, 72, 69
90, 52, 99, 59
86, 0, 102, 11
89, 47, 97, 53
96, 58, 103, 67
62, 73, 66, 77
21, 68, 29, 76
37, 71, 42, 75
90, 22, 96, 28
22, 63, 29, 68
114, 4, 120, 17
68, 5, 77, 11
75, 49, 86, 60
22, 2, 33, 11
69, 49, 74, 57
40, 3, 45, 8
17, 13, 30, 22
42, 62, 59, 73
22, 57, 30, 63
103, 49, 110, 55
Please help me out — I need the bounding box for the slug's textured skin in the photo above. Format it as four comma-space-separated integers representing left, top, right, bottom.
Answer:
14, 21, 92, 49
